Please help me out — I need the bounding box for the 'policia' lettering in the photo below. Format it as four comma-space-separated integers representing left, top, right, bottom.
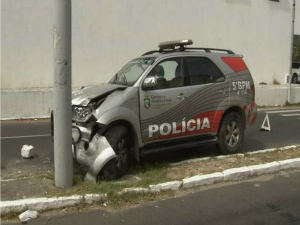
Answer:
148, 117, 211, 138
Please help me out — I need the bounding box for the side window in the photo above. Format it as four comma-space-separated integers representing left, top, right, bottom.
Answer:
147, 58, 182, 89
185, 57, 225, 86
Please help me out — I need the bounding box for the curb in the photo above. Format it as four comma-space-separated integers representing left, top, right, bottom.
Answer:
182, 172, 224, 189
0, 194, 107, 215
117, 188, 150, 196
149, 181, 182, 193
119, 158, 300, 195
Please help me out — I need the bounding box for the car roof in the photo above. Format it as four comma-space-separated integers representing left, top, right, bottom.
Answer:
140, 50, 241, 60
140, 40, 241, 60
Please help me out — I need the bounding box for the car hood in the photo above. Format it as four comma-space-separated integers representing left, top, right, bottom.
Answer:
72, 84, 127, 106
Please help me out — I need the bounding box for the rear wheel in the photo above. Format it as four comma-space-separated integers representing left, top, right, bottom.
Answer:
101, 125, 131, 180
217, 111, 244, 155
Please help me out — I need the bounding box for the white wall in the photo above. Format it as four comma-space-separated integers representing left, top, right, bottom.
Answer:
1, 0, 54, 89
0, 0, 296, 118
0, 0, 300, 120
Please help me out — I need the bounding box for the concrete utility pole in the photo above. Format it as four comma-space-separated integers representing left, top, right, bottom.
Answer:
290, 0, 296, 75
288, 0, 296, 103
53, 0, 73, 187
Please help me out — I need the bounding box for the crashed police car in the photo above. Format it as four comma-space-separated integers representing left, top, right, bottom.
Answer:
60, 40, 257, 181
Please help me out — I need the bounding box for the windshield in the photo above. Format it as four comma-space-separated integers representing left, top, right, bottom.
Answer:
109, 57, 155, 86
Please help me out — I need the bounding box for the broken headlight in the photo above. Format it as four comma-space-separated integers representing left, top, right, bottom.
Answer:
72, 105, 93, 122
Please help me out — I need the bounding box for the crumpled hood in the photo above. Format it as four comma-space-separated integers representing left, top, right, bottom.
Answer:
72, 83, 127, 106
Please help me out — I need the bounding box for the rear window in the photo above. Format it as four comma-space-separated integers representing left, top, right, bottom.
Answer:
184, 57, 225, 86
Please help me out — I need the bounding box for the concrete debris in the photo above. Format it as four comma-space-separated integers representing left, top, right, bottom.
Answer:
19, 210, 38, 222
42, 157, 51, 163
21, 145, 34, 159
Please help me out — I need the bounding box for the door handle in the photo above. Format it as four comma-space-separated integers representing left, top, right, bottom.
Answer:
177, 93, 186, 100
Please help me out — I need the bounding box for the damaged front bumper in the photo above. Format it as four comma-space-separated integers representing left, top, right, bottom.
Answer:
51, 111, 117, 182
72, 125, 116, 182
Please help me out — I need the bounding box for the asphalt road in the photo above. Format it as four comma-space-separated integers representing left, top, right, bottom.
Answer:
1, 120, 54, 179
4, 170, 300, 225
1, 108, 300, 179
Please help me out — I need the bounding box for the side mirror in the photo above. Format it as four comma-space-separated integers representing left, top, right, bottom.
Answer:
142, 76, 157, 89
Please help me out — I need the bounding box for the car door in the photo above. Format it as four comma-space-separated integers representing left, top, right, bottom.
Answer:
139, 57, 189, 144
183, 56, 229, 136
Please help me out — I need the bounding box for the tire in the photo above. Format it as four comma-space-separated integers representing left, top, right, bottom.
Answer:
101, 125, 131, 180
217, 112, 244, 155
292, 74, 298, 84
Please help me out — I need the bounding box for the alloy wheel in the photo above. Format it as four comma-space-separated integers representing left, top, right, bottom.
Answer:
225, 121, 240, 147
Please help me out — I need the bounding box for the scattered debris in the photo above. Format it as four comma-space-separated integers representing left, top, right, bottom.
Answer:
21, 145, 34, 159
19, 210, 39, 222
42, 157, 51, 163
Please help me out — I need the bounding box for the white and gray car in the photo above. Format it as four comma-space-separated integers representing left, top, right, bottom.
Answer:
53, 40, 257, 181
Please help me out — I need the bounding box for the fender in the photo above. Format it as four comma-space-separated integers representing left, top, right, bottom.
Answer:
76, 134, 117, 183
96, 107, 144, 160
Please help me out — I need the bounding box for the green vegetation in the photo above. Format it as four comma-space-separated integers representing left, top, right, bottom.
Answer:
41, 162, 170, 200
293, 39, 300, 61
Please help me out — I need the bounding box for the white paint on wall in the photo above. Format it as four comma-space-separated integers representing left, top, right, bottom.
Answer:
1, 0, 294, 91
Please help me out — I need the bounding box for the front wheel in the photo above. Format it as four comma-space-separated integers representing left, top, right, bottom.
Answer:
101, 125, 131, 180
217, 112, 244, 155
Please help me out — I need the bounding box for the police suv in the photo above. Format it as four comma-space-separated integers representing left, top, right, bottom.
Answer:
68, 40, 257, 180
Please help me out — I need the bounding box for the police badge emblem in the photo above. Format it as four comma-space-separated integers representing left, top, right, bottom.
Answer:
144, 96, 151, 109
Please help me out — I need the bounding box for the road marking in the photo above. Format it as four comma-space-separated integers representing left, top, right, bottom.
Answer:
266, 109, 300, 114
280, 113, 300, 117
0, 134, 51, 140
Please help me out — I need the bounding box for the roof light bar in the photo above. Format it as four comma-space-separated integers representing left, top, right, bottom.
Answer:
158, 39, 193, 50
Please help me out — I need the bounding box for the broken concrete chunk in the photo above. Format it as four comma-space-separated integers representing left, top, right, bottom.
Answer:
21, 145, 34, 159
19, 210, 39, 222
